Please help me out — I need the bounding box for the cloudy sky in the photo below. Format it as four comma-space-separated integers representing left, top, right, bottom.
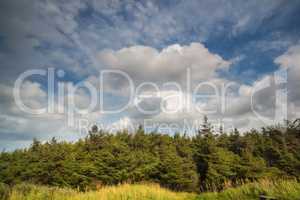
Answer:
1, 0, 300, 150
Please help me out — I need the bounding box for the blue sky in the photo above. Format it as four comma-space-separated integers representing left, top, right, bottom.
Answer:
0, 0, 300, 150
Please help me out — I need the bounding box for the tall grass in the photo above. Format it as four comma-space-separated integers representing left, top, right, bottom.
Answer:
9, 183, 196, 200
0, 183, 10, 200
6, 179, 300, 200
197, 179, 300, 200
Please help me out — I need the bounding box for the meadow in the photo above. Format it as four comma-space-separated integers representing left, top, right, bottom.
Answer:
1, 179, 300, 200
3, 183, 195, 200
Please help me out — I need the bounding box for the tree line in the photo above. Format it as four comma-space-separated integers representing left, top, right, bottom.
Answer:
0, 117, 300, 193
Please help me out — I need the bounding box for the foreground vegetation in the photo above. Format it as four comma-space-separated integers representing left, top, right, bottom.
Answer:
1, 180, 300, 200
1, 117, 300, 194
198, 179, 300, 200
3, 183, 195, 200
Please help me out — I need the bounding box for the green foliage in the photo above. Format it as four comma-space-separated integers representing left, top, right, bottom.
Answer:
1, 118, 300, 194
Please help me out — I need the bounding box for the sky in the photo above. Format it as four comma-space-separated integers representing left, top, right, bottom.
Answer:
0, 0, 300, 150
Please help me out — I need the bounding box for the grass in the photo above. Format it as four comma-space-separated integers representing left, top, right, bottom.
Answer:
197, 179, 300, 200
3, 179, 300, 200
8, 183, 196, 200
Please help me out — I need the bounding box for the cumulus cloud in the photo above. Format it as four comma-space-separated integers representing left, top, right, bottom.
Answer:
94, 42, 298, 132
97, 43, 230, 86
93, 43, 235, 128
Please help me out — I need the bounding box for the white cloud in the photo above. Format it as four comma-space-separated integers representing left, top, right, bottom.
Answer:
97, 43, 230, 85
275, 43, 300, 117
92, 42, 299, 133
0, 80, 101, 145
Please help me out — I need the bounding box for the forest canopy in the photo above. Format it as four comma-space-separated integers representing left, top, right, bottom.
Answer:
1, 118, 300, 193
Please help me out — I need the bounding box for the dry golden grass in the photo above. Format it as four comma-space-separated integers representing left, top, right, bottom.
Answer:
8, 179, 300, 200
9, 183, 196, 200
197, 179, 300, 200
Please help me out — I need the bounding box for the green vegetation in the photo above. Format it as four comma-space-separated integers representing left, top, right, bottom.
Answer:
2, 180, 300, 200
8, 183, 195, 200
197, 179, 300, 200
1, 117, 300, 198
